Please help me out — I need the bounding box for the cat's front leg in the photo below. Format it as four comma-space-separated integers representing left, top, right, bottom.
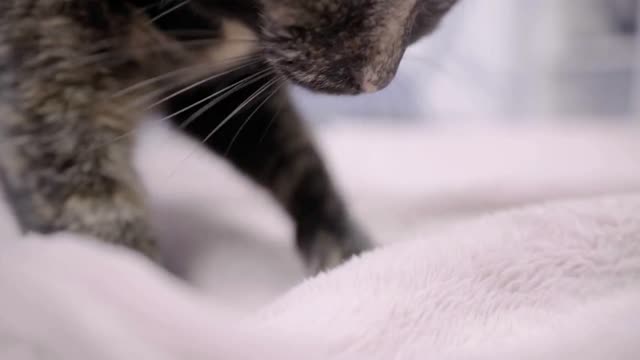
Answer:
0, 20, 157, 259
167, 74, 372, 274
0, 101, 157, 259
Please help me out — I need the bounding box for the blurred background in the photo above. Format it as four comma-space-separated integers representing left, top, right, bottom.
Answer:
293, 0, 640, 125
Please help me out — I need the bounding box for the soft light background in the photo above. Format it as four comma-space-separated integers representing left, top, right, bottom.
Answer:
294, 0, 640, 124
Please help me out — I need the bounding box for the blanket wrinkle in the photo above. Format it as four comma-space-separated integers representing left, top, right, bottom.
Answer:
1, 124, 640, 359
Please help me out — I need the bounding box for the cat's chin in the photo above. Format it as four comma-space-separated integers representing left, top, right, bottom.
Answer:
282, 74, 368, 96
267, 56, 390, 95
264, 61, 356, 95
295, 83, 363, 96
282, 67, 394, 95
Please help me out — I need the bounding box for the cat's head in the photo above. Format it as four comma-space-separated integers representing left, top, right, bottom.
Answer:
259, 0, 458, 94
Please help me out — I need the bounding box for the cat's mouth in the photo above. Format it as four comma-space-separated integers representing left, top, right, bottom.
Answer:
265, 53, 397, 96
273, 66, 364, 95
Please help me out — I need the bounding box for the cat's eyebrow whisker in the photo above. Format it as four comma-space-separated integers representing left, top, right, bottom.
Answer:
174, 68, 274, 130
224, 77, 284, 156
145, 59, 265, 110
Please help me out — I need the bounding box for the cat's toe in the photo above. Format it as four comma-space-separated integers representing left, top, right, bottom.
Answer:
297, 223, 373, 275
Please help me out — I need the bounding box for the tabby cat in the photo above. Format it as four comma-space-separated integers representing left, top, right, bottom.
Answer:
0, 0, 457, 273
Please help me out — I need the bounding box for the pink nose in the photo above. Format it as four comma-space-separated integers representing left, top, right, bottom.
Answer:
361, 79, 379, 93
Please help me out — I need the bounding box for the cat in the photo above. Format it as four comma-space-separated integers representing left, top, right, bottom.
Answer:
0, 0, 458, 274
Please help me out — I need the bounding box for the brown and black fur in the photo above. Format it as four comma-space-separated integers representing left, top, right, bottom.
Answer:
0, 0, 457, 273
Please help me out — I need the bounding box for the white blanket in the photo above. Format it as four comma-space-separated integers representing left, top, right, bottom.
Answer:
258, 195, 640, 359
1, 123, 640, 359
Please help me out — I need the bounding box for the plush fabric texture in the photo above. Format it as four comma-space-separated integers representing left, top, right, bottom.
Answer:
1, 123, 639, 359
257, 195, 640, 359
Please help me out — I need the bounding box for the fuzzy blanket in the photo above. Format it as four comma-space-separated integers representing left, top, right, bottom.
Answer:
1, 123, 640, 359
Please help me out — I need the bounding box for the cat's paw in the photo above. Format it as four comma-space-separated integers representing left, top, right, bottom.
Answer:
297, 221, 373, 275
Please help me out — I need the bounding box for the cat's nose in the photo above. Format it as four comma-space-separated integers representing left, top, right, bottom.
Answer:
360, 68, 393, 94
361, 79, 379, 93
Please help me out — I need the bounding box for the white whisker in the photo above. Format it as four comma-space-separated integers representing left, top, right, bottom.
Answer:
112, 65, 204, 99
146, 58, 263, 110
165, 75, 280, 178
225, 79, 284, 156
147, 0, 191, 24
114, 55, 258, 99
85, 69, 267, 154
175, 70, 274, 130
257, 98, 285, 145
199, 75, 280, 145
160, 68, 272, 125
